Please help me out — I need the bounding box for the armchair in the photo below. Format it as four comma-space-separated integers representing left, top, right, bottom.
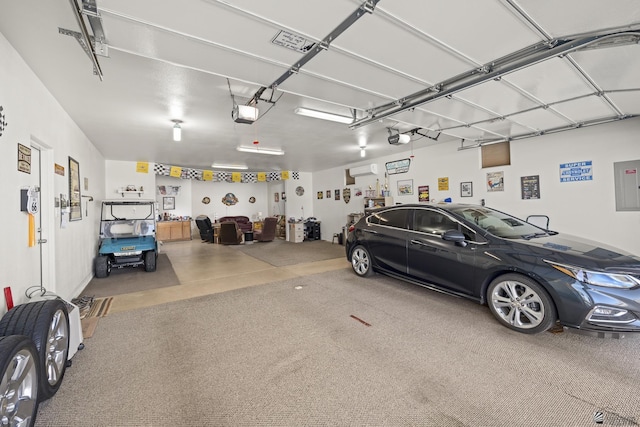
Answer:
219, 221, 243, 245
195, 215, 214, 242
254, 216, 277, 242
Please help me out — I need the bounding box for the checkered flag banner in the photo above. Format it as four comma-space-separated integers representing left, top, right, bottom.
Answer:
267, 171, 281, 182
216, 171, 231, 182
291, 171, 300, 180
243, 172, 257, 183
153, 163, 169, 176
184, 168, 201, 180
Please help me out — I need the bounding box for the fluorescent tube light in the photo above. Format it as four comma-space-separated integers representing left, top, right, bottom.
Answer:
172, 119, 182, 142
294, 107, 354, 124
211, 164, 248, 170
236, 146, 285, 156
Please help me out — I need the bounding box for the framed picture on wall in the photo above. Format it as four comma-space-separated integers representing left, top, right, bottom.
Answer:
460, 181, 473, 197
163, 197, 175, 210
68, 156, 82, 221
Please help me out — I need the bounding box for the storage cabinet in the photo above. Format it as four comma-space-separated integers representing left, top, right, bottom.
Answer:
304, 221, 321, 240
364, 196, 394, 213
157, 220, 192, 242
288, 223, 304, 243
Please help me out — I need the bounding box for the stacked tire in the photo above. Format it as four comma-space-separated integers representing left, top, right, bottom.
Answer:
0, 299, 70, 427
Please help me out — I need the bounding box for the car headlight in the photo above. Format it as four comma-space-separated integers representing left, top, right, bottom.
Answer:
545, 261, 640, 289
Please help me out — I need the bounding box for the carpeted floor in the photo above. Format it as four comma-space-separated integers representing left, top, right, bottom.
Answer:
80, 253, 179, 298
35, 268, 640, 426
230, 238, 345, 266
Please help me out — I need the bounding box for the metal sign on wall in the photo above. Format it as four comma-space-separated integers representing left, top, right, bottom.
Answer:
18, 143, 31, 174
385, 158, 411, 175
560, 160, 593, 182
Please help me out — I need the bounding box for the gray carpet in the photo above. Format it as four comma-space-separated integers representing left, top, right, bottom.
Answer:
36, 269, 640, 426
81, 253, 179, 298
230, 238, 345, 266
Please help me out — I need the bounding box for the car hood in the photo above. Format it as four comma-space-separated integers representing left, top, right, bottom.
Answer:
506, 233, 640, 271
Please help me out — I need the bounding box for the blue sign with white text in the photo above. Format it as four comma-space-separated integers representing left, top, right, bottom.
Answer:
559, 161, 593, 182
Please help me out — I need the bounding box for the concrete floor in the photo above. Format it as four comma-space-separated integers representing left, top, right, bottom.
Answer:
108, 239, 349, 315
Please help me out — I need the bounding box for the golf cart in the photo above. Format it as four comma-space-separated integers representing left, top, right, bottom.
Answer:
95, 199, 158, 278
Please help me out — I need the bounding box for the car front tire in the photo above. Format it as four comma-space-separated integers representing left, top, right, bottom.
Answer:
95, 255, 111, 278
0, 335, 40, 426
0, 300, 70, 402
487, 273, 556, 334
351, 245, 374, 277
144, 250, 157, 272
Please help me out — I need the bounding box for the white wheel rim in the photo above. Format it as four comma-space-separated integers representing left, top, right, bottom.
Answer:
490, 280, 545, 329
352, 248, 370, 275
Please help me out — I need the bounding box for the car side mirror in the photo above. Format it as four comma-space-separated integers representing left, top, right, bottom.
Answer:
442, 229, 467, 247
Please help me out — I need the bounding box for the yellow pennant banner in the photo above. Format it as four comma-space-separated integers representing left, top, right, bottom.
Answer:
232, 172, 242, 182
281, 171, 290, 180
136, 162, 149, 173
257, 172, 266, 182
170, 166, 182, 178
202, 170, 213, 181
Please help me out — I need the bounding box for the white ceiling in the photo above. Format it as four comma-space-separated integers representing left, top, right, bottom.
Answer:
1, 0, 639, 172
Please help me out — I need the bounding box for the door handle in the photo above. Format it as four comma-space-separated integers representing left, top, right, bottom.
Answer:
364, 229, 378, 234
410, 239, 427, 246
38, 239, 47, 244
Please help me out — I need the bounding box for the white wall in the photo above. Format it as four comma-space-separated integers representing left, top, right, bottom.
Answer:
313, 118, 640, 255
0, 33, 105, 311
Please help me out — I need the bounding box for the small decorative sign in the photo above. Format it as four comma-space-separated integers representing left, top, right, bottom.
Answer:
560, 161, 592, 182
343, 188, 351, 204
271, 30, 316, 53
397, 179, 413, 195
55, 163, 65, 176
385, 158, 411, 175
460, 182, 473, 197
18, 143, 31, 174
136, 162, 149, 173
438, 177, 449, 191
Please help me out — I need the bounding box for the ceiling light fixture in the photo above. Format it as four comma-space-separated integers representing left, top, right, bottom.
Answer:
237, 145, 285, 156
360, 148, 366, 158
211, 164, 248, 170
294, 107, 354, 124
172, 119, 182, 142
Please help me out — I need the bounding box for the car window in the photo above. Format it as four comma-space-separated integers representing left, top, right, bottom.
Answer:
367, 209, 408, 229
448, 206, 543, 239
412, 210, 459, 236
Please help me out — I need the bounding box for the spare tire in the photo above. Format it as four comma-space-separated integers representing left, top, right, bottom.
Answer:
0, 299, 70, 402
0, 335, 40, 426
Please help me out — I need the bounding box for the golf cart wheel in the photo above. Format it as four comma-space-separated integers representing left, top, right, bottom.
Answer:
144, 250, 157, 272
95, 255, 111, 278
0, 335, 40, 426
0, 300, 70, 402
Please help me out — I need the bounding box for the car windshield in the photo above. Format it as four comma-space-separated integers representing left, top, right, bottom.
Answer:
100, 201, 156, 238
448, 206, 545, 239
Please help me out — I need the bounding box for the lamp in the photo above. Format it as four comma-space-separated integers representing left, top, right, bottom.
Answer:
172, 119, 182, 142
211, 163, 248, 170
294, 107, 354, 124
237, 146, 285, 156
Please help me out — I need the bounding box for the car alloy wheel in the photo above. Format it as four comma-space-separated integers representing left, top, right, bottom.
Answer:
487, 274, 556, 334
351, 246, 374, 277
0, 335, 40, 426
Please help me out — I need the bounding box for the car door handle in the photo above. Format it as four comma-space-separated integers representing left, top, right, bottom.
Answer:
410, 239, 427, 246
364, 229, 378, 234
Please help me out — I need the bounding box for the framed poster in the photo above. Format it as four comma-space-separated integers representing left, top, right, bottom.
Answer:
397, 179, 413, 195
418, 185, 430, 202
68, 156, 82, 221
163, 197, 175, 210
486, 171, 504, 192
521, 175, 540, 199
460, 182, 473, 197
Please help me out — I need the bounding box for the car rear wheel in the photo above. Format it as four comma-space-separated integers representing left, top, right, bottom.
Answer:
351, 246, 374, 277
0, 300, 70, 402
144, 250, 156, 272
0, 335, 40, 426
487, 274, 556, 334
95, 255, 111, 278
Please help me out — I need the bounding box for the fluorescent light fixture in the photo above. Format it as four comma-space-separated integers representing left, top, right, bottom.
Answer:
294, 107, 353, 124
211, 164, 248, 170
237, 146, 285, 156
172, 119, 182, 142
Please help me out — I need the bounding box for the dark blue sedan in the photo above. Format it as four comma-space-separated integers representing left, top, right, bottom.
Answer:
346, 203, 640, 336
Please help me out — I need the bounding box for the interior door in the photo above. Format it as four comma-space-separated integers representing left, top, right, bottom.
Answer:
26, 145, 43, 293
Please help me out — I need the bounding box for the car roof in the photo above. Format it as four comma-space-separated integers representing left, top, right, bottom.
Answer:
101, 199, 157, 205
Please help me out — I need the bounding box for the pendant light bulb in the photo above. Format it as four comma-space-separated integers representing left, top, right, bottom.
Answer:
172, 120, 182, 142
360, 148, 366, 158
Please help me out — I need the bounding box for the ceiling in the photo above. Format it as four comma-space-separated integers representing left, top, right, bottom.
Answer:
1, 0, 639, 172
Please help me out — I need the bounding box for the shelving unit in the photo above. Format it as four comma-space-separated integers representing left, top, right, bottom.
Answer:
117, 190, 145, 197
364, 196, 393, 213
